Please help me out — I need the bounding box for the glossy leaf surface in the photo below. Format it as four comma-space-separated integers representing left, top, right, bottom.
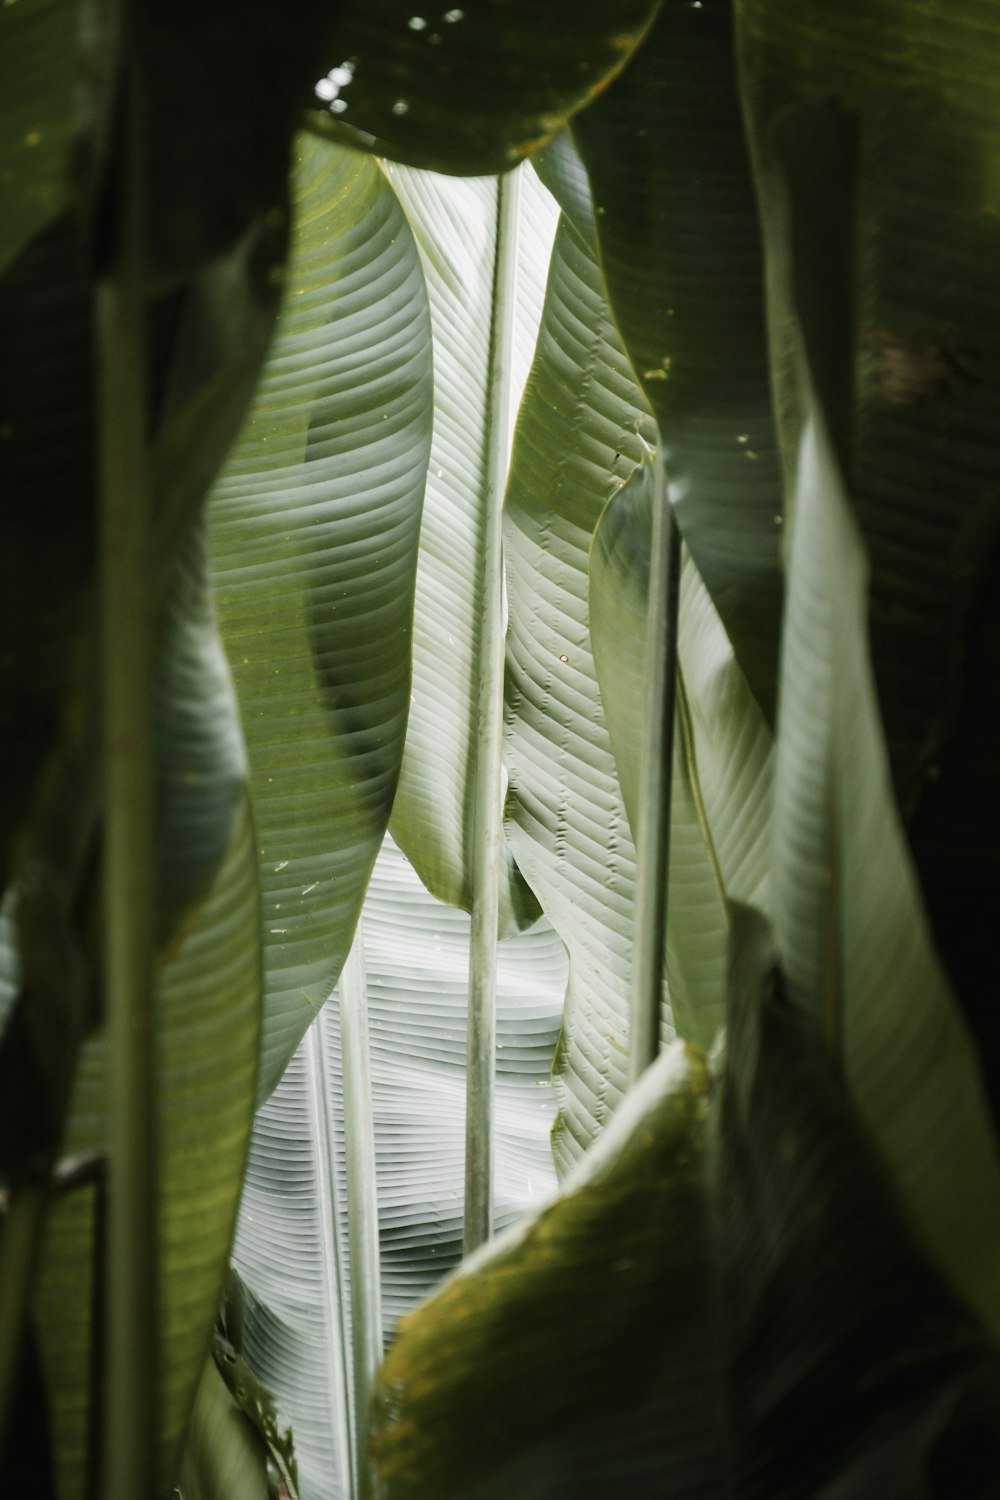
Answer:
384, 161, 556, 933
307, 0, 660, 176
207, 136, 433, 1100
230, 837, 565, 1500
502, 210, 649, 1173
589, 468, 729, 1055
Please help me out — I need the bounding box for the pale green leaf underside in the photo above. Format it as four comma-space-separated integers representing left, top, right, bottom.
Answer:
207, 135, 433, 1101
503, 211, 653, 1174
589, 474, 728, 1055
383, 164, 554, 936
385, 161, 556, 934
231, 837, 565, 1500
776, 408, 1000, 1334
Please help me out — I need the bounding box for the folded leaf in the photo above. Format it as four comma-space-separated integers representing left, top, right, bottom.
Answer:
384, 161, 556, 933
502, 210, 651, 1172
589, 464, 729, 1054
775, 401, 1000, 1336
737, 8, 1000, 1120
176, 1359, 272, 1500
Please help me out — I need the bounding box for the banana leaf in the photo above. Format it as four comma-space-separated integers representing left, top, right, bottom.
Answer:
228, 836, 565, 1500
368, 906, 1000, 1499
573, 0, 784, 722
736, 2, 1000, 1121
30, 534, 263, 1498
0, 0, 77, 276
306, 0, 661, 176
501, 207, 649, 1174
383, 160, 556, 934
207, 135, 433, 1100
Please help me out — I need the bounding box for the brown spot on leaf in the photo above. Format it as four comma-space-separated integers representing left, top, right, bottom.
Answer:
863, 328, 978, 408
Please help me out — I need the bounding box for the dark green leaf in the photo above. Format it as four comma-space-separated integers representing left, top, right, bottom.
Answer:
774, 399, 1000, 1334
305, 0, 660, 177
0, 0, 78, 276
736, 0, 1000, 1123
573, 0, 784, 721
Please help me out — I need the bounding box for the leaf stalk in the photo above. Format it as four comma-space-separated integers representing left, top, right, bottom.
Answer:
628, 441, 681, 1085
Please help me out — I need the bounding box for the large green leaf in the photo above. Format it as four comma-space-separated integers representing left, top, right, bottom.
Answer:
502, 210, 650, 1174
0, 0, 77, 276
737, 0, 1000, 779
30, 528, 263, 1498
384, 161, 556, 933
207, 135, 433, 1100
736, 3, 1000, 1115
176, 1359, 272, 1500
589, 468, 730, 1054
0, 190, 282, 922
229, 836, 565, 1500
0, 199, 282, 1195
306, 1, 660, 177
367, 909, 1000, 1499
774, 400, 1000, 1335
503, 187, 770, 1161
573, 0, 784, 721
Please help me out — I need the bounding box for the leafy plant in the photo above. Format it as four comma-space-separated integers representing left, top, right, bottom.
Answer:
3, 1, 1000, 1498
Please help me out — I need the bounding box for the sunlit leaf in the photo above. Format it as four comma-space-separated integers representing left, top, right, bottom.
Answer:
230, 836, 565, 1500
383, 161, 556, 932
207, 135, 433, 1099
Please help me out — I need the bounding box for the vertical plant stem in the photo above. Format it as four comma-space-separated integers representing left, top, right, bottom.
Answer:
628, 441, 682, 1085
339, 921, 383, 1493
0, 1186, 46, 1453
305, 1015, 355, 1500
465, 172, 519, 1255
97, 43, 158, 1500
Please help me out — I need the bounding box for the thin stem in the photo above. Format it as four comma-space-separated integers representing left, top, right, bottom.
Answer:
97, 44, 158, 1500
339, 921, 383, 1494
464, 171, 519, 1255
305, 1015, 355, 1500
0, 1187, 46, 1454
305, 1008, 355, 1500
628, 442, 682, 1086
